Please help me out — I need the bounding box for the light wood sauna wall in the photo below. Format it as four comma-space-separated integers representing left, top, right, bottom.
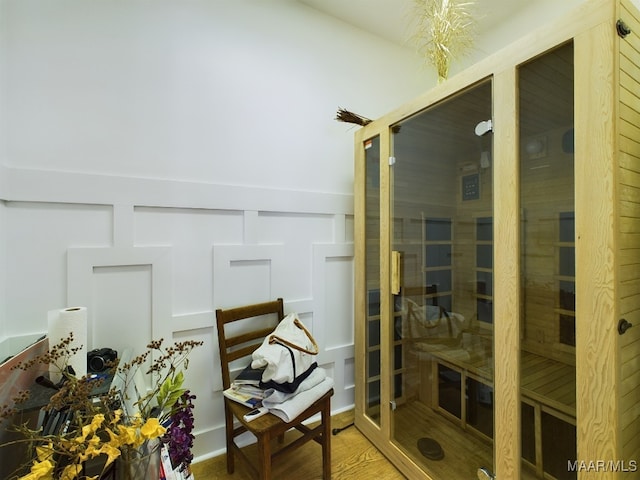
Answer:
516, 42, 576, 368
618, 0, 640, 463
520, 125, 575, 364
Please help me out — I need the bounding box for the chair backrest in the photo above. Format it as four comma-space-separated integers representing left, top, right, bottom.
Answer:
403, 284, 439, 307
215, 298, 285, 390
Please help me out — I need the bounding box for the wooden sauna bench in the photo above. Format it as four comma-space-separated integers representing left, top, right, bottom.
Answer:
414, 338, 576, 420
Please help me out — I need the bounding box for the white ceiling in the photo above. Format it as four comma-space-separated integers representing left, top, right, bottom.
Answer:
298, 0, 541, 47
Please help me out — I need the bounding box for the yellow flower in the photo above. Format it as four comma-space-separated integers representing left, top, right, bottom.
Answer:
105, 427, 125, 448
60, 463, 82, 480
19, 459, 54, 480
97, 442, 122, 467
83, 441, 100, 459
75, 413, 105, 443
75, 425, 91, 443
130, 412, 143, 427
117, 424, 139, 446
34, 443, 54, 462
140, 417, 166, 440
90, 413, 105, 430
110, 409, 123, 425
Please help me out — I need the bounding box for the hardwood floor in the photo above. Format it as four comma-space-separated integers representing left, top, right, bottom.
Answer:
189, 410, 405, 479
190, 405, 549, 479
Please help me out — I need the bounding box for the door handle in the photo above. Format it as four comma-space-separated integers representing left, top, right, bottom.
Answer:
391, 251, 401, 295
477, 467, 495, 480
618, 318, 633, 335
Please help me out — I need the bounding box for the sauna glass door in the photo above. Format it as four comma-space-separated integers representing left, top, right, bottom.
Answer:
364, 135, 382, 425
389, 80, 494, 479
519, 42, 576, 479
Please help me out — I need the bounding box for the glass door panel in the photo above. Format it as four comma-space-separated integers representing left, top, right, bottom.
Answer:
518, 42, 576, 479
364, 136, 382, 424
390, 80, 494, 479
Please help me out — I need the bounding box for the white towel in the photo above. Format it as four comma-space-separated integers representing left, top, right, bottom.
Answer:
266, 377, 334, 423
262, 367, 326, 406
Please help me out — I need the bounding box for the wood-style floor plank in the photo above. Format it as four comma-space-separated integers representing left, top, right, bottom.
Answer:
190, 410, 405, 479
190, 407, 545, 479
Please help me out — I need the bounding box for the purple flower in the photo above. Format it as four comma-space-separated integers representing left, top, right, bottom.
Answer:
162, 390, 196, 470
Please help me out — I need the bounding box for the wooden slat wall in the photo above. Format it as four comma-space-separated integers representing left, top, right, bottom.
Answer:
618, 0, 640, 464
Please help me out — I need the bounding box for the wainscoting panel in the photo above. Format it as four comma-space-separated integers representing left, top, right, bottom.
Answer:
4, 202, 112, 336
134, 206, 244, 315
212, 244, 287, 308
312, 243, 355, 410
2, 167, 355, 462
67, 246, 173, 350
91, 264, 152, 355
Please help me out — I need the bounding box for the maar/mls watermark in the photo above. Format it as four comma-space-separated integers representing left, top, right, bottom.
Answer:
568, 460, 638, 473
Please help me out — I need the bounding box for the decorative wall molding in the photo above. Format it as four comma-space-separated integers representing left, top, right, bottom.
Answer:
67, 246, 173, 348
312, 243, 355, 408
312, 243, 355, 356
172, 311, 214, 333
212, 244, 287, 308
2, 166, 353, 215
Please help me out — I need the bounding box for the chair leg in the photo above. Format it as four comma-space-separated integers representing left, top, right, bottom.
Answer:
257, 435, 272, 480
321, 400, 332, 480
224, 408, 235, 474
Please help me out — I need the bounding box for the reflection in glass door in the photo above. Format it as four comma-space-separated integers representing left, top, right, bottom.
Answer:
364, 136, 382, 425
390, 80, 495, 479
519, 42, 576, 479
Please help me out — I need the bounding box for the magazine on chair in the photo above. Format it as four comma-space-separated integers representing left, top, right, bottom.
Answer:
223, 383, 265, 408
233, 362, 265, 386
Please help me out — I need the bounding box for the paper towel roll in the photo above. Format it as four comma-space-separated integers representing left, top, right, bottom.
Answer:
47, 307, 87, 383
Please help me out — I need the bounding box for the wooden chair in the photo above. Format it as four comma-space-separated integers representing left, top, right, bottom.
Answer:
215, 298, 333, 480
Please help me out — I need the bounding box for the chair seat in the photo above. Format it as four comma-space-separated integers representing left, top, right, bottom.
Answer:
226, 389, 334, 435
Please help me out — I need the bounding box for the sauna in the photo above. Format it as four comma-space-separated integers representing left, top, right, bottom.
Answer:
353, 0, 640, 478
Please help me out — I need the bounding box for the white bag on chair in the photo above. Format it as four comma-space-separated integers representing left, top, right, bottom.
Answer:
251, 313, 318, 385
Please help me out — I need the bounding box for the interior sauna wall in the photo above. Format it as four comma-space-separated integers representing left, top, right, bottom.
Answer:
618, 0, 640, 463
519, 43, 576, 366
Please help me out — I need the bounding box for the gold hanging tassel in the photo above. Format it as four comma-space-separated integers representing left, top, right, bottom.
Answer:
413, 0, 477, 83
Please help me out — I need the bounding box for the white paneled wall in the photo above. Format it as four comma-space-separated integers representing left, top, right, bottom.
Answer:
2, 166, 353, 460
1, 0, 371, 460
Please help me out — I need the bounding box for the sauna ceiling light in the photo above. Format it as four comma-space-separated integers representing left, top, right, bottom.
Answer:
475, 119, 492, 136
525, 136, 547, 159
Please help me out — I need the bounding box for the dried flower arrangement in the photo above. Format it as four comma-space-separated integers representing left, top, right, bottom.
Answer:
412, 0, 477, 83
0, 334, 202, 480
335, 108, 372, 127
